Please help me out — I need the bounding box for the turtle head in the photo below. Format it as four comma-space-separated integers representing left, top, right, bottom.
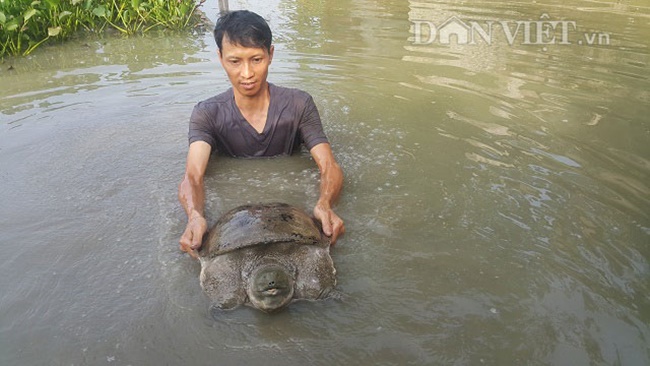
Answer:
247, 263, 295, 312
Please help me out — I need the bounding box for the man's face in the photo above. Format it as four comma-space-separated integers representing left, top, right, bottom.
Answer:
218, 35, 274, 98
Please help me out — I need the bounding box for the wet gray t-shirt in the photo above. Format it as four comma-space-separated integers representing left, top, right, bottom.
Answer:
188, 84, 328, 157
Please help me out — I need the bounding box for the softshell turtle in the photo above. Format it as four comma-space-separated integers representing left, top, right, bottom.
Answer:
199, 203, 338, 312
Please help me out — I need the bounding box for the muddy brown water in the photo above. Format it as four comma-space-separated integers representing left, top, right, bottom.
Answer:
1, 0, 648, 364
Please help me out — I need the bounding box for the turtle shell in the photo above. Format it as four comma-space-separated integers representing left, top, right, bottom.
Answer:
200, 203, 326, 258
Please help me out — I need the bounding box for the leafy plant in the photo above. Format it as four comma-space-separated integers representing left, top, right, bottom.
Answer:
0, 0, 204, 57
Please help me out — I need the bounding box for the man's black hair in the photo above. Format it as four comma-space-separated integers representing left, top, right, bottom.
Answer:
214, 10, 272, 53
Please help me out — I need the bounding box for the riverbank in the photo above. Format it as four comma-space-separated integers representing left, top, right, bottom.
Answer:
0, 0, 205, 57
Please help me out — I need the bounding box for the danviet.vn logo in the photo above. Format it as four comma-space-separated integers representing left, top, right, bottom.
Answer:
412, 14, 611, 49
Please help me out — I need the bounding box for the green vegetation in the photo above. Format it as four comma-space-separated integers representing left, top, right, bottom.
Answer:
0, 0, 204, 57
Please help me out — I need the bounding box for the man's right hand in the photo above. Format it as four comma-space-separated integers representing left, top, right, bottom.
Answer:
179, 214, 207, 259
178, 141, 211, 259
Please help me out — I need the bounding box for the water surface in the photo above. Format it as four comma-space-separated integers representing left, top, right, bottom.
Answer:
1, 0, 648, 364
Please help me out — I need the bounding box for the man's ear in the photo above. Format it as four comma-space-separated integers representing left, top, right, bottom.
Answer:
268, 45, 275, 63
217, 49, 225, 68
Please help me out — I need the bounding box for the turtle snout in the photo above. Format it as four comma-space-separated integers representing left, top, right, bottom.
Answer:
248, 264, 295, 312
263, 280, 279, 294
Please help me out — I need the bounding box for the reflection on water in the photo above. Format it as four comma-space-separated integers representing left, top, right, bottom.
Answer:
1, 0, 648, 365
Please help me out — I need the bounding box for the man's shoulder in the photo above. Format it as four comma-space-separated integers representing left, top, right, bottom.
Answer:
195, 88, 233, 111
271, 83, 312, 102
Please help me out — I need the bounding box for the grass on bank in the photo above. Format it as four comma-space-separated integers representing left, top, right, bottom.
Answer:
0, 0, 205, 57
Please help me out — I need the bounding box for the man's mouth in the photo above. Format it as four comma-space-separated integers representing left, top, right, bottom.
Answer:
241, 81, 256, 90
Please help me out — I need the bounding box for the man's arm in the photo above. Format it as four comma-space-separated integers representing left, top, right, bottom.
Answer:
310, 142, 345, 245
178, 141, 212, 258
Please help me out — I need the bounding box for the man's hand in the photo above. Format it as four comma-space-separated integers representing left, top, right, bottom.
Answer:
178, 141, 211, 259
309, 143, 345, 245
314, 203, 345, 245
179, 213, 207, 259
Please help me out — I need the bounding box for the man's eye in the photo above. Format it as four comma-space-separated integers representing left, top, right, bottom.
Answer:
253, 58, 262, 63
230, 60, 240, 64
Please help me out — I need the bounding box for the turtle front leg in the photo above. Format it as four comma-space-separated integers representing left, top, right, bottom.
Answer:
200, 256, 246, 310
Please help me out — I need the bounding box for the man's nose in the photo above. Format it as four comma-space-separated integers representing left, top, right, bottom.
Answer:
241, 61, 254, 78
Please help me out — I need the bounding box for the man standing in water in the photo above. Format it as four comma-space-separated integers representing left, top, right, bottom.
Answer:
178, 10, 345, 258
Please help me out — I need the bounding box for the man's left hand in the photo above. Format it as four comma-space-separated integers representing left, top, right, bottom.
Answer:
314, 204, 345, 245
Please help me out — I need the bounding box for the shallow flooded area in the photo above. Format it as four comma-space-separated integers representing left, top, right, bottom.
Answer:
1, 0, 648, 364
